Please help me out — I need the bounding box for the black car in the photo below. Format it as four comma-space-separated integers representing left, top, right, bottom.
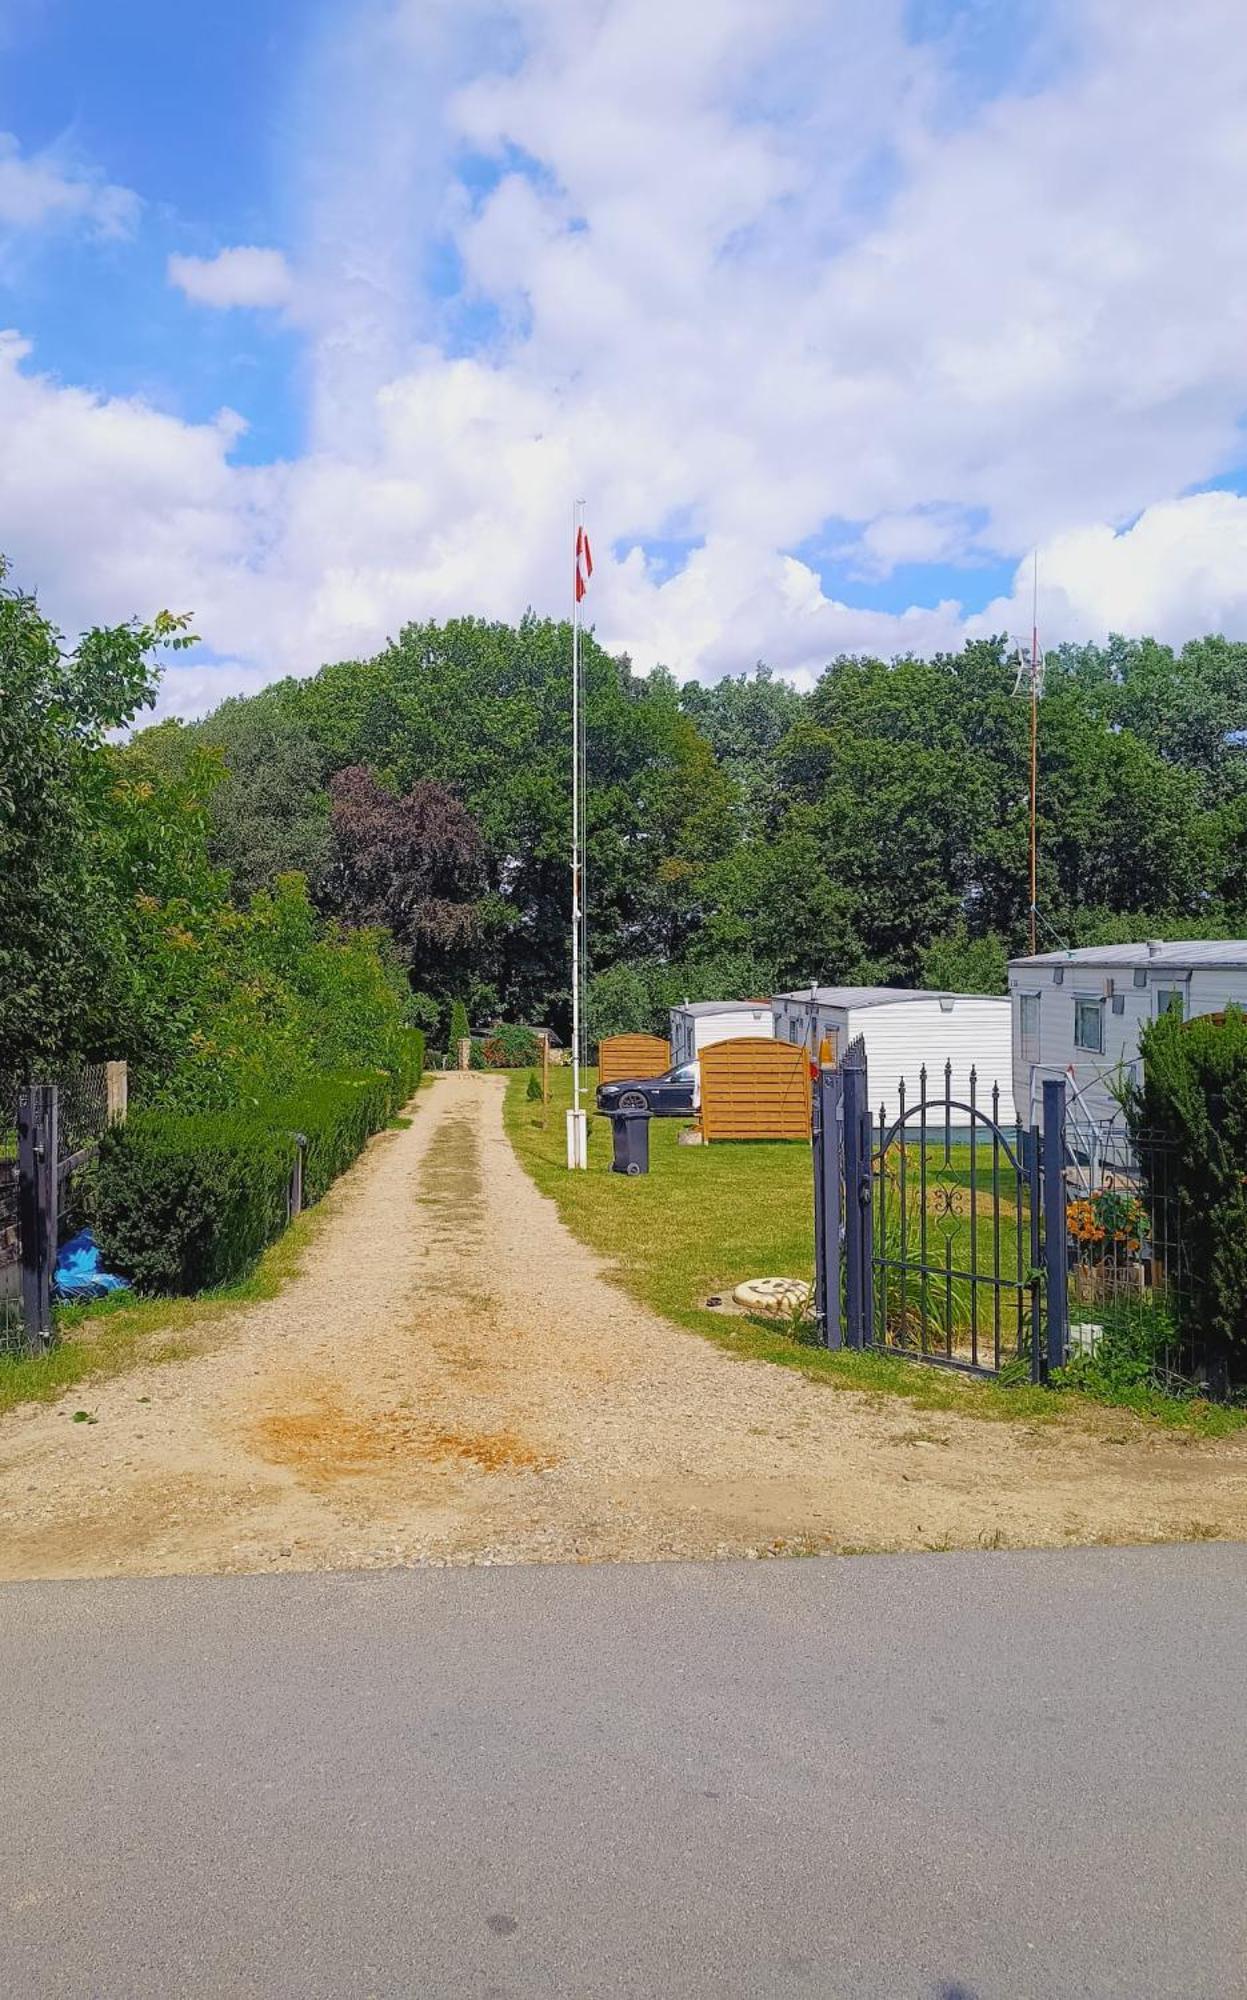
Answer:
596, 1062, 698, 1117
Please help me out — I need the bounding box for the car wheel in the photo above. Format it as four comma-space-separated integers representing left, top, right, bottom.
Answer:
618, 1090, 649, 1111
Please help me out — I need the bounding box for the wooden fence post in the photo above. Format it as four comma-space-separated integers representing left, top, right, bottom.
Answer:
105, 1060, 128, 1124
17, 1084, 57, 1352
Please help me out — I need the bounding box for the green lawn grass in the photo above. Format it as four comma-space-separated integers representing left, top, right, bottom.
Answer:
505, 1065, 1245, 1437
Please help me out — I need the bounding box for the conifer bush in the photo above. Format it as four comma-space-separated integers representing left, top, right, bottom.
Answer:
1125, 1007, 1247, 1382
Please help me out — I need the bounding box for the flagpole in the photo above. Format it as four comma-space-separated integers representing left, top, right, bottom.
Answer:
567, 500, 587, 1169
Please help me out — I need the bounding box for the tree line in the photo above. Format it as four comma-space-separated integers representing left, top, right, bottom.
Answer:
5, 549, 1247, 1072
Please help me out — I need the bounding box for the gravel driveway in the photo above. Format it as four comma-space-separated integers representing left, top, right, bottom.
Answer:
1, 1073, 1245, 1580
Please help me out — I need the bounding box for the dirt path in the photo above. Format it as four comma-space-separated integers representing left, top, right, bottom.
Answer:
2, 1074, 1246, 1580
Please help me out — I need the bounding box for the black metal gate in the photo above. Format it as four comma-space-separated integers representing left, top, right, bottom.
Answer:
814, 1039, 1069, 1380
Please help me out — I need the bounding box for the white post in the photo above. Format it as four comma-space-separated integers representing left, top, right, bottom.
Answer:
566, 499, 588, 1170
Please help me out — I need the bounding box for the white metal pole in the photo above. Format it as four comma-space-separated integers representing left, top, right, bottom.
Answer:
567, 500, 587, 1168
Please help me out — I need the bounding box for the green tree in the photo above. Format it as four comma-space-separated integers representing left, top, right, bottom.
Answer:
0, 559, 193, 1071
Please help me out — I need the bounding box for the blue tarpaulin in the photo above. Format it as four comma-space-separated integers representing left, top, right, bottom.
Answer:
53, 1229, 129, 1302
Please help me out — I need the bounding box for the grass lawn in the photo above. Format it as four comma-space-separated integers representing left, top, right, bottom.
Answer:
505, 1064, 1246, 1437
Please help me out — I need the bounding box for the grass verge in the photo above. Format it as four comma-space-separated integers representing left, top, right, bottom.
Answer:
504, 1066, 1245, 1438
0, 1182, 328, 1421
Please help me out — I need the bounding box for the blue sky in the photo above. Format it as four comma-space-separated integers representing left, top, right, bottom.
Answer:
1, 0, 1245, 710
0, 0, 310, 460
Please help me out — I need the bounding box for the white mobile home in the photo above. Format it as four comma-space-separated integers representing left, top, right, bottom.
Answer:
669, 999, 774, 1067
1009, 939, 1247, 1132
771, 987, 1017, 1132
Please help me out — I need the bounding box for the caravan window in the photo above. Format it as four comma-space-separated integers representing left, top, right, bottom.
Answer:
1074, 998, 1104, 1054
1155, 987, 1185, 1020
1019, 992, 1040, 1061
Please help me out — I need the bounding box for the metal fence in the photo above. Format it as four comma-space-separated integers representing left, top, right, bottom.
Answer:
1064, 1120, 1200, 1388
813, 1054, 1227, 1394
0, 1076, 21, 1342
1, 1064, 126, 1354
814, 1042, 1067, 1381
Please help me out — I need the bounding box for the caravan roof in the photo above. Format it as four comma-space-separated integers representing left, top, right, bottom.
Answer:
776, 986, 991, 1011
1009, 941, 1247, 972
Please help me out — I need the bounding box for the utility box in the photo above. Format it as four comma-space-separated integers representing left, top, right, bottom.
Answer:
607, 1106, 651, 1176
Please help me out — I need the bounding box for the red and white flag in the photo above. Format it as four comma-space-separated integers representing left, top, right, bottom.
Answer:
575, 524, 593, 603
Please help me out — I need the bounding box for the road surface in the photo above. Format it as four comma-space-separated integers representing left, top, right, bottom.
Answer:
2, 1544, 1245, 1997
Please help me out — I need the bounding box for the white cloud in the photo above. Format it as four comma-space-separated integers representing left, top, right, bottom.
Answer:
0, 131, 137, 236
6, 0, 1247, 716
974, 492, 1247, 650
167, 246, 296, 311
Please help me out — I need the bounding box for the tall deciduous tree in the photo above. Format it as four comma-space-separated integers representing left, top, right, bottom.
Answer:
325, 766, 485, 993
0, 560, 193, 1071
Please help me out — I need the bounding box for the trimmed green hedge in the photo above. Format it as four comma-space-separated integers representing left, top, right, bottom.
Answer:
92, 1113, 296, 1294
92, 1032, 423, 1294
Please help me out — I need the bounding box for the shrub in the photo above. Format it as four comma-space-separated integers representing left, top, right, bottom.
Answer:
266, 1074, 392, 1203
1125, 1007, 1247, 1382
390, 1027, 425, 1104
483, 1025, 541, 1068
92, 1112, 295, 1293
92, 1034, 423, 1293
448, 998, 470, 1056
1054, 1297, 1180, 1400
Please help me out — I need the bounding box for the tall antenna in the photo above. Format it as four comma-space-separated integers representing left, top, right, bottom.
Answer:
1012, 551, 1045, 957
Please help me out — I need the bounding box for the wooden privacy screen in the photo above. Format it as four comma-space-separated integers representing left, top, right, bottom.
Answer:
596, 1033, 671, 1085
699, 1037, 811, 1142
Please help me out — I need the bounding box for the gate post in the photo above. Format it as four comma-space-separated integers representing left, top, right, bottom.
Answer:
812, 1065, 843, 1348
1041, 1078, 1069, 1378
842, 1057, 871, 1348
17, 1084, 57, 1352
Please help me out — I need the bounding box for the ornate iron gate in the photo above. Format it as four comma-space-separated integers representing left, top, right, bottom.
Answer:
815, 1040, 1068, 1381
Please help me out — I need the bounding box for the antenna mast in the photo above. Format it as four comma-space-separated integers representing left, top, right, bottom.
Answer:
1012, 554, 1044, 957
1029, 550, 1039, 958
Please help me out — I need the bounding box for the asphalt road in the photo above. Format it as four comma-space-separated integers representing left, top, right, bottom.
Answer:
2, 1546, 1245, 1999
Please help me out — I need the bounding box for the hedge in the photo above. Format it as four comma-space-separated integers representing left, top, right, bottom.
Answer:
92, 1031, 423, 1294
1126, 1007, 1247, 1382
483, 1025, 542, 1068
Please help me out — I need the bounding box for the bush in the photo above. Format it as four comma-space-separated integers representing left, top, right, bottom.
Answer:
448, 998, 470, 1055
1054, 1297, 1180, 1400
266, 1073, 392, 1203
483, 1025, 541, 1068
92, 1034, 423, 1293
1125, 1007, 1247, 1382
92, 1112, 295, 1293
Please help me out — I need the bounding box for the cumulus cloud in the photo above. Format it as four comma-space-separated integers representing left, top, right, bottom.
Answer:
5, 0, 1247, 715
167, 245, 296, 311
0, 131, 137, 236
974, 492, 1247, 651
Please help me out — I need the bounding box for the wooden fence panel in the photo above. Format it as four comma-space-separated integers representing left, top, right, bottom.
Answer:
596, 1034, 671, 1086
699, 1037, 811, 1143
